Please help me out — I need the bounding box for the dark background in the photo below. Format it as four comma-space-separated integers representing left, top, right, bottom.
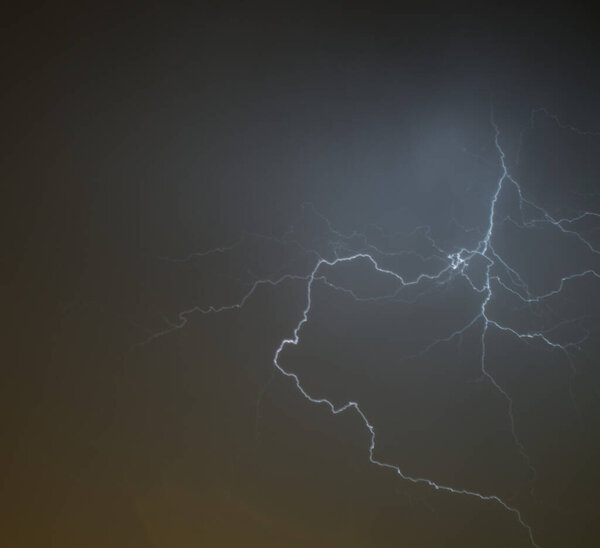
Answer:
3, 4, 600, 547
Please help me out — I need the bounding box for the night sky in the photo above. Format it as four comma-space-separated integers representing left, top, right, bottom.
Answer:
4, 4, 600, 547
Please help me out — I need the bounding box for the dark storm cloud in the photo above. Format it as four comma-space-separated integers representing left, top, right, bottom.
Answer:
2, 4, 600, 547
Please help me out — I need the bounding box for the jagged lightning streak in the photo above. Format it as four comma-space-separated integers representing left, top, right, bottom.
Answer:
269, 253, 539, 547
137, 106, 600, 547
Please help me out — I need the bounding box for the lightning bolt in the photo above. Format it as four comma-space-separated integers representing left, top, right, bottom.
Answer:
136, 105, 600, 547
